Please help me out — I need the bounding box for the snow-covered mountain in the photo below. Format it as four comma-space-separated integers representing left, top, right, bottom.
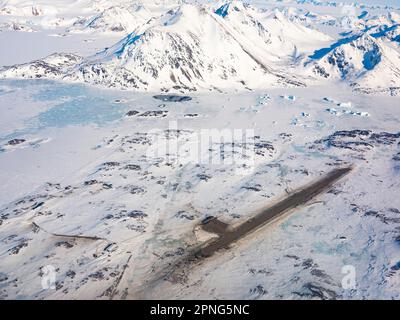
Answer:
72, 3, 314, 91
0, 1, 399, 94
1, 0, 400, 301
213, 2, 332, 64
0, 53, 83, 79
0, 3, 309, 91
308, 33, 400, 95
69, 4, 152, 34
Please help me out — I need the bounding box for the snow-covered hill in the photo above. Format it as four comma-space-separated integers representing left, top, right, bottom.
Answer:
308, 33, 400, 95
0, 3, 310, 91
0, 0, 399, 94
1, 0, 400, 301
213, 2, 332, 64
0, 53, 82, 79
69, 4, 152, 34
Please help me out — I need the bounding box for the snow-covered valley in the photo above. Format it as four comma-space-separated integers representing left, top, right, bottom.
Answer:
0, 0, 399, 300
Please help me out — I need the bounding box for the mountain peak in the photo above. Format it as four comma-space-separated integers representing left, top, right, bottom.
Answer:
215, 1, 249, 18
0, 2, 398, 95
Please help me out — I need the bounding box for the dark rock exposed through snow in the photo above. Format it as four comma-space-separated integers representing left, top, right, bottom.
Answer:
153, 95, 192, 102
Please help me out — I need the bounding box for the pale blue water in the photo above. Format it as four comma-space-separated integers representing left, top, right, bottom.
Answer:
32, 82, 131, 127
0, 79, 135, 141
313, 240, 351, 256
292, 144, 338, 159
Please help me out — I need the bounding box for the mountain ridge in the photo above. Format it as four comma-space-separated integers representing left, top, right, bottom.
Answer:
0, 1, 399, 95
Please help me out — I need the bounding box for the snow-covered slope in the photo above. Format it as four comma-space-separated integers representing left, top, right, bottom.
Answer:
0, 3, 307, 92
73, 4, 308, 91
1, 0, 400, 301
309, 34, 400, 95
69, 5, 152, 34
0, 53, 83, 79
212, 2, 332, 64
0, 1, 399, 95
